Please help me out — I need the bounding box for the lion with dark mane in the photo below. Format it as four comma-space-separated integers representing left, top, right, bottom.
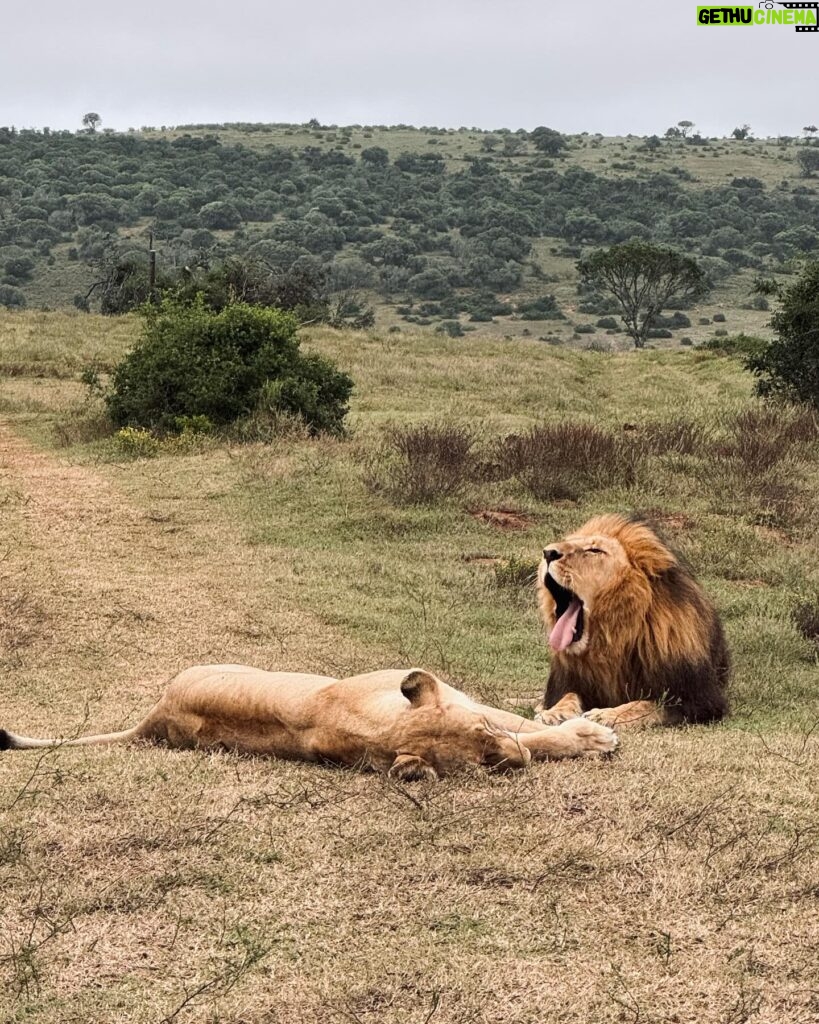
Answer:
536, 514, 730, 729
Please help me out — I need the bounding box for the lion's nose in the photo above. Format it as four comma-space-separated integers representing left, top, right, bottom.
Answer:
543, 549, 563, 564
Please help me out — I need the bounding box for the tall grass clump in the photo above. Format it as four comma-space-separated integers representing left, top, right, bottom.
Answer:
364, 423, 479, 504
704, 404, 819, 527
642, 416, 715, 456
490, 423, 642, 501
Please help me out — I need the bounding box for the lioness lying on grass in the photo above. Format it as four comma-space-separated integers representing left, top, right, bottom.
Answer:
1, 664, 617, 779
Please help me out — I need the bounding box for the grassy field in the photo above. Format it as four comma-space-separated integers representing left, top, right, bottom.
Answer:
1, 310, 818, 1023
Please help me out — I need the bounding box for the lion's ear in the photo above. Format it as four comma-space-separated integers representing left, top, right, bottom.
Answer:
400, 670, 441, 708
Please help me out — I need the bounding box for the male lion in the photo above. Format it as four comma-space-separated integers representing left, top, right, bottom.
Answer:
536, 514, 730, 730
1, 664, 617, 780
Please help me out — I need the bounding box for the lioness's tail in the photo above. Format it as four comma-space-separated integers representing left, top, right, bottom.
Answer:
0, 725, 143, 751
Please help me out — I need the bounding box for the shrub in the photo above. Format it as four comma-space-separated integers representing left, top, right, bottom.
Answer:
575, 324, 596, 334
365, 423, 479, 504
491, 423, 642, 501
595, 316, 619, 329
436, 320, 465, 337
113, 426, 161, 459
517, 294, 565, 320
0, 285, 26, 308
706, 405, 818, 527
713, 313, 727, 322
701, 332, 767, 358
649, 311, 691, 329
106, 298, 353, 435
714, 406, 818, 478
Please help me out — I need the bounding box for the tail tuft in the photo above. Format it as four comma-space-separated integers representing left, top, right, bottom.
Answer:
0, 729, 11, 751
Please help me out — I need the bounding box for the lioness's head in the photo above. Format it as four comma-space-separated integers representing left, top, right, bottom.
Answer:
538, 514, 676, 656
398, 670, 532, 774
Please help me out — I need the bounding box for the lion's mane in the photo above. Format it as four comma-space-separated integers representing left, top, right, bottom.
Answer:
539, 514, 730, 723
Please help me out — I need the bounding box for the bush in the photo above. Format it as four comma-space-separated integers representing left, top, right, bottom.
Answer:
713, 312, 727, 322
490, 423, 642, 501
0, 284, 26, 308
595, 316, 619, 329
517, 294, 565, 320
705, 404, 819, 526
106, 297, 353, 435
113, 426, 161, 459
436, 320, 465, 337
365, 423, 479, 504
648, 311, 691, 329
701, 332, 767, 358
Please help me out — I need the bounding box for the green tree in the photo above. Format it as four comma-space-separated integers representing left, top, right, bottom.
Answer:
360, 146, 389, 166
82, 112, 102, 133
746, 262, 819, 407
502, 135, 525, 156
198, 200, 242, 229
530, 126, 567, 156
731, 124, 752, 140
797, 147, 819, 178
577, 242, 710, 348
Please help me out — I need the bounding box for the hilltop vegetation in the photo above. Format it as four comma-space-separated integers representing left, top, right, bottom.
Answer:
1, 121, 818, 343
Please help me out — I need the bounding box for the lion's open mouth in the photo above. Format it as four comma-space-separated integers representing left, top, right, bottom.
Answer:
544, 573, 584, 652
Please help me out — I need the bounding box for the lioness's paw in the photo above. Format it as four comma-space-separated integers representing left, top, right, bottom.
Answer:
559, 718, 619, 755
389, 755, 438, 783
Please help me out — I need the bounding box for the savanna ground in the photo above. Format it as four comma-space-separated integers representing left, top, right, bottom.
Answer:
0, 310, 818, 1023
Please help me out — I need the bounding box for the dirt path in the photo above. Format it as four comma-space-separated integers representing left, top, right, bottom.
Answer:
0, 419, 355, 729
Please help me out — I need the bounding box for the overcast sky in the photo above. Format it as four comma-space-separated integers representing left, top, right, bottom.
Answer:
4, 0, 818, 137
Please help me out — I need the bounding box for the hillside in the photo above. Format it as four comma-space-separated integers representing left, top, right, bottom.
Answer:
1, 122, 818, 345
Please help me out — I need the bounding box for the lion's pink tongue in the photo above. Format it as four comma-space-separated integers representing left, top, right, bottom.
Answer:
549, 599, 583, 652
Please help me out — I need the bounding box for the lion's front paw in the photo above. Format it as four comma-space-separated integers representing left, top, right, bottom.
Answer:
559, 718, 619, 756
535, 708, 582, 727
534, 711, 560, 726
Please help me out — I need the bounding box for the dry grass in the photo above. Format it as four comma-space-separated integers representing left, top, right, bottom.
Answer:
1, 312, 818, 1022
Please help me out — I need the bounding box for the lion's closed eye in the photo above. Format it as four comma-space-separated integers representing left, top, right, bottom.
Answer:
585, 547, 606, 555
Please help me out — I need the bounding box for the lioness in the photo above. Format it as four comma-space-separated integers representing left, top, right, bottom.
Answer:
1, 664, 618, 779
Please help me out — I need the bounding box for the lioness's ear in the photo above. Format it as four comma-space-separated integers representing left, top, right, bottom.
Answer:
400, 670, 440, 707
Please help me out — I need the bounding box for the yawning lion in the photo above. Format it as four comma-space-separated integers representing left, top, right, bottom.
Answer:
536, 514, 730, 729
